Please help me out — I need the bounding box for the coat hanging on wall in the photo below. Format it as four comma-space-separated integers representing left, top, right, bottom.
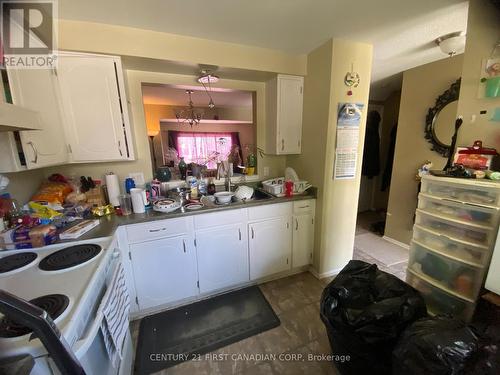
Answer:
362, 110, 381, 178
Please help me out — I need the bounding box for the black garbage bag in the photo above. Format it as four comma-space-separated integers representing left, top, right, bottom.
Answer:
320, 260, 427, 375
392, 315, 481, 375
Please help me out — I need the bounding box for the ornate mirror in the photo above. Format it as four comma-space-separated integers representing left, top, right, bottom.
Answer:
425, 78, 461, 157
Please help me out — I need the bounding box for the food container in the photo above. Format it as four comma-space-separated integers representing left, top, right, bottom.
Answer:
214, 191, 234, 204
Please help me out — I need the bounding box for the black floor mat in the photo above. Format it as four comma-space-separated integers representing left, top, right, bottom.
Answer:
134, 286, 280, 374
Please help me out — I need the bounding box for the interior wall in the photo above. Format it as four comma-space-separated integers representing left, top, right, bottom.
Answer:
455, 0, 500, 149
2, 170, 46, 203
58, 20, 307, 76
286, 41, 333, 273
45, 71, 285, 186
385, 55, 464, 245
287, 39, 373, 275
373, 90, 401, 210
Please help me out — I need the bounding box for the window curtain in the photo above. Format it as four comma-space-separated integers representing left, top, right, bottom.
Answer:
169, 131, 241, 169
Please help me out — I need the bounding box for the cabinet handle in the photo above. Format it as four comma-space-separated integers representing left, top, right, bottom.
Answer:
286, 258, 289, 265
27, 141, 38, 164
281, 139, 285, 151
296, 218, 299, 230
149, 227, 166, 233
251, 227, 254, 239
238, 228, 242, 241
299, 205, 309, 209
182, 240, 186, 253
118, 140, 123, 157
286, 222, 289, 229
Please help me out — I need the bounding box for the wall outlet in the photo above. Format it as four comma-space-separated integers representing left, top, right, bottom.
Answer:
263, 167, 270, 177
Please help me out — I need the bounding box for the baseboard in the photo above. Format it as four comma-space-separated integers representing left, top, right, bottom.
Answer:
382, 235, 410, 250
309, 265, 345, 280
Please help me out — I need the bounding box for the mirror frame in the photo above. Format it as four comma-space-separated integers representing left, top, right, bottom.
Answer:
425, 78, 461, 157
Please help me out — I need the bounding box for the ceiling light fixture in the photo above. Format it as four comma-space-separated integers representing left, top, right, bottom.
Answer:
197, 70, 219, 109
175, 90, 203, 127
435, 32, 466, 56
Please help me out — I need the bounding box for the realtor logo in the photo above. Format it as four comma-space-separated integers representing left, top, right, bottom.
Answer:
0, 0, 58, 68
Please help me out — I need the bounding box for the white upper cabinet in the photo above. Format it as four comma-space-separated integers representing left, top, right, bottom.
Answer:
7, 67, 68, 169
266, 74, 304, 155
57, 52, 134, 162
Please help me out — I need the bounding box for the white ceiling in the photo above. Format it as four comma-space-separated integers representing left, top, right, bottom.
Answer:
60, 0, 469, 99
142, 84, 253, 107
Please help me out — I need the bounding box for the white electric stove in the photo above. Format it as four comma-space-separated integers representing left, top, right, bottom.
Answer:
0, 237, 133, 375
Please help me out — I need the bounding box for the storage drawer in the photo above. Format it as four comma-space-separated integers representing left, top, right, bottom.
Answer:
421, 178, 500, 208
194, 209, 245, 230
248, 202, 292, 221
126, 217, 189, 244
413, 225, 490, 266
406, 271, 475, 321
409, 242, 485, 301
415, 210, 494, 247
418, 194, 498, 227
293, 199, 315, 215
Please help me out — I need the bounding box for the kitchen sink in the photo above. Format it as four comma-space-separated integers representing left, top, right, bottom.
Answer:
252, 188, 274, 200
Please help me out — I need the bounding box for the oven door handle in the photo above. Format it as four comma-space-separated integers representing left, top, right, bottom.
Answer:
73, 307, 105, 357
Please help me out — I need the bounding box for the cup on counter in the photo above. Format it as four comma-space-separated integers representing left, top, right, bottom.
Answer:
118, 194, 132, 216
130, 188, 146, 214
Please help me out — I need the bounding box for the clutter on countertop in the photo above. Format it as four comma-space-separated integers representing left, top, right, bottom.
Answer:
429, 140, 500, 181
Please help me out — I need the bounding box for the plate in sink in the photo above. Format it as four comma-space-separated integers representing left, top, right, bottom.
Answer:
185, 203, 204, 210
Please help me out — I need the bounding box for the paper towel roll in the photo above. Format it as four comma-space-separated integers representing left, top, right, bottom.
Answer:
130, 188, 146, 214
105, 173, 121, 207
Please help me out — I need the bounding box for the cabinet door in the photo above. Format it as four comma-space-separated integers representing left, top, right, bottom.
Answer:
293, 214, 314, 267
249, 217, 292, 280
7, 68, 68, 168
196, 223, 249, 293
129, 236, 198, 310
57, 54, 128, 162
278, 76, 303, 154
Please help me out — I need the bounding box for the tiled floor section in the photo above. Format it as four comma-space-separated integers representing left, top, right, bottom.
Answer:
354, 211, 408, 281
129, 212, 409, 375
131, 272, 339, 375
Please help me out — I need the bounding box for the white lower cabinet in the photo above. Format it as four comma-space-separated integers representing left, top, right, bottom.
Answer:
129, 235, 198, 311
195, 223, 249, 294
249, 217, 292, 280
124, 200, 315, 314
292, 214, 314, 267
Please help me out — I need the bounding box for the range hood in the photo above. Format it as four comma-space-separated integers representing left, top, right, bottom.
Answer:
0, 102, 42, 132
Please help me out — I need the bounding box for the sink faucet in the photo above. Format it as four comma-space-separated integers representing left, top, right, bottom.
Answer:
222, 161, 232, 192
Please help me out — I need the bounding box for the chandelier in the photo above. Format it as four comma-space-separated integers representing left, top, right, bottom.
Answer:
197, 70, 219, 109
175, 90, 203, 127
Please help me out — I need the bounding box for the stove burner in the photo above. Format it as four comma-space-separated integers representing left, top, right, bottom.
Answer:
39, 244, 102, 271
0, 294, 69, 338
0, 252, 37, 274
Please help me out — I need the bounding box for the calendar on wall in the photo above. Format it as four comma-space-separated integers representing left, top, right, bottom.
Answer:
333, 102, 363, 179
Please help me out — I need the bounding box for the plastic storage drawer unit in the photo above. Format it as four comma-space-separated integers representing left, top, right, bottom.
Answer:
406, 271, 475, 321
413, 225, 490, 267
418, 194, 498, 227
415, 210, 494, 247
421, 177, 500, 208
409, 241, 485, 300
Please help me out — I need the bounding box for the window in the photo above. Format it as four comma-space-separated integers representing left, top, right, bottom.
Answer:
175, 132, 233, 169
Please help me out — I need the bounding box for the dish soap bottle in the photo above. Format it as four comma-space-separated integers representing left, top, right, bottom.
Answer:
178, 157, 187, 180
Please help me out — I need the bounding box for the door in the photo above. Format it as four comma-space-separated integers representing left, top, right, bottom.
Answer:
278, 76, 303, 154
129, 236, 198, 310
57, 54, 127, 161
249, 217, 292, 280
195, 223, 249, 293
293, 214, 314, 267
7, 68, 68, 168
